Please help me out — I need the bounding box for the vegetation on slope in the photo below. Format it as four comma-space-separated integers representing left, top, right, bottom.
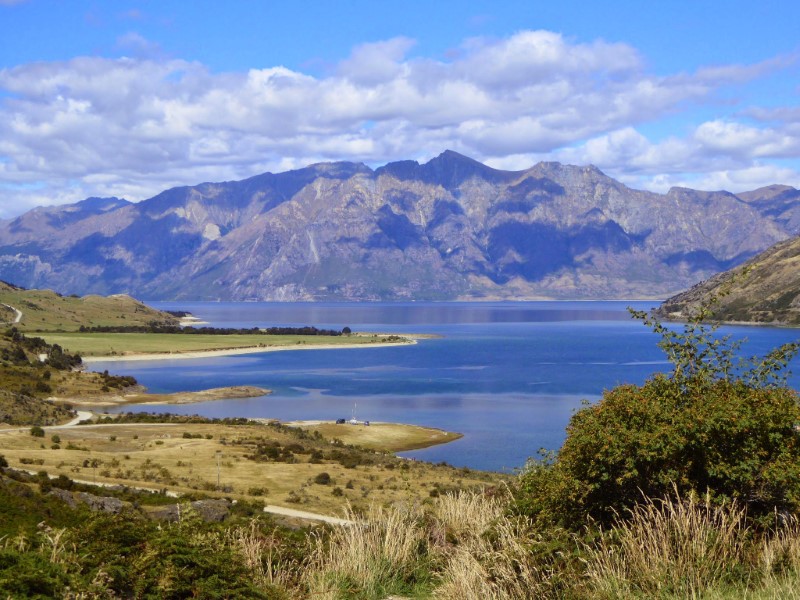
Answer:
0, 416, 487, 518
0, 325, 143, 424
657, 235, 800, 325
0, 279, 179, 332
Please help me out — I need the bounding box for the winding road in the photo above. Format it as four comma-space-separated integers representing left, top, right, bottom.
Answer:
2, 410, 352, 525
1, 303, 22, 324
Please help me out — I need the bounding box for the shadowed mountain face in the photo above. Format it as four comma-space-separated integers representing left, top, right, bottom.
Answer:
0, 151, 798, 301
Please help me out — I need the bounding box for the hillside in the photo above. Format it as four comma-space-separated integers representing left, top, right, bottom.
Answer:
656, 235, 800, 325
0, 280, 179, 332
0, 284, 173, 424
1, 151, 798, 300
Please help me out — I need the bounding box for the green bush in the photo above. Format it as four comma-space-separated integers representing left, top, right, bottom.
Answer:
30, 425, 45, 437
0, 549, 72, 598
314, 472, 332, 485
516, 289, 800, 529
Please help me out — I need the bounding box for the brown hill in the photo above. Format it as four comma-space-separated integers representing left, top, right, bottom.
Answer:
656, 236, 800, 326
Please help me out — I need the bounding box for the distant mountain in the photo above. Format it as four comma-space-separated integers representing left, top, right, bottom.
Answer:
656, 235, 800, 326
0, 151, 798, 301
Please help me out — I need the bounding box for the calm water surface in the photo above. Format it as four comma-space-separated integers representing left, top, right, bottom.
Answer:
91, 302, 800, 472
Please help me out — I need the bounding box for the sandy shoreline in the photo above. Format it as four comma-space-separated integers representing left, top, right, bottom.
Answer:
82, 337, 417, 363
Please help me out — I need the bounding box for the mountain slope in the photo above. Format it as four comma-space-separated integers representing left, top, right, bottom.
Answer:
0, 280, 178, 332
656, 235, 800, 325
0, 151, 797, 301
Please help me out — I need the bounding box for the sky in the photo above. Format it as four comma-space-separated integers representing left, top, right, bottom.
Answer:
1, 0, 799, 219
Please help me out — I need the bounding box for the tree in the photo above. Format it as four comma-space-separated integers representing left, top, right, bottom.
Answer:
516, 289, 800, 529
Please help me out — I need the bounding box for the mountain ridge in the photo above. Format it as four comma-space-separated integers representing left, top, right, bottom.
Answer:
656, 234, 800, 326
1, 150, 798, 301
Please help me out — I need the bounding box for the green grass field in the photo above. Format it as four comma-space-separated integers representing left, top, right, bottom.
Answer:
39, 332, 408, 357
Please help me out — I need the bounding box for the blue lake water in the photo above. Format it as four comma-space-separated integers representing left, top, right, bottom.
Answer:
90, 302, 800, 472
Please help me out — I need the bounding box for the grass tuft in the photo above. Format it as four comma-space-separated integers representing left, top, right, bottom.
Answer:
583, 490, 749, 598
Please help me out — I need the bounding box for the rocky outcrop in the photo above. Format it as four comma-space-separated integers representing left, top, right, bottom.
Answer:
1, 151, 797, 300
49, 488, 129, 514
148, 499, 232, 522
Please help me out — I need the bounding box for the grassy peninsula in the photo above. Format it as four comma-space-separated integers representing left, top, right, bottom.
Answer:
42, 330, 410, 359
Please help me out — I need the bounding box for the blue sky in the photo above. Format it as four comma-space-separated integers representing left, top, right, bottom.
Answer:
1, 0, 799, 218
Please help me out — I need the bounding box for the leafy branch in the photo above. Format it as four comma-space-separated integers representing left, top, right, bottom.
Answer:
629, 270, 799, 389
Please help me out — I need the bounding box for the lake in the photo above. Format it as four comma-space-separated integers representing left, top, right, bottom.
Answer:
90, 302, 800, 472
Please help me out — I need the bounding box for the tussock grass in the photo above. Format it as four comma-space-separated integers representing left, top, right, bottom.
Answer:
227, 520, 300, 592
305, 502, 430, 599
433, 491, 571, 599
303, 491, 564, 599
295, 490, 800, 599
583, 491, 749, 598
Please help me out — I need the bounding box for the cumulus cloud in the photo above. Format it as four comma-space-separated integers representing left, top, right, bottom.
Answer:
0, 29, 798, 218
534, 119, 800, 193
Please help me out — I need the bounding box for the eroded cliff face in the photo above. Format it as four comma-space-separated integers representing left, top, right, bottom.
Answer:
1, 151, 798, 301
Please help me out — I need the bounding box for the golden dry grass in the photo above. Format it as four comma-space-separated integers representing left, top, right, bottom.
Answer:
299, 490, 800, 600
0, 421, 499, 518
305, 502, 429, 599
64, 385, 270, 407
292, 422, 462, 451
584, 492, 748, 598
304, 490, 560, 599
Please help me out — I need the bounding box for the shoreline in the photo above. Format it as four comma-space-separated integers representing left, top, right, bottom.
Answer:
58, 385, 272, 407
82, 337, 418, 364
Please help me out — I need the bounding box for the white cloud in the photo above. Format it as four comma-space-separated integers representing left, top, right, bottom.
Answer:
537, 120, 800, 193
0, 30, 798, 218
337, 37, 416, 85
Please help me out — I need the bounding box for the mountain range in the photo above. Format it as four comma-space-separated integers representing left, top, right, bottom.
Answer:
1, 150, 798, 301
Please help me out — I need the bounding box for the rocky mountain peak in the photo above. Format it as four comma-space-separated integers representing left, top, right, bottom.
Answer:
737, 184, 797, 202
377, 149, 512, 188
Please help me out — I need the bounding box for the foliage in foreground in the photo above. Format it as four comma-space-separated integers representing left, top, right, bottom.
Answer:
516, 290, 800, 529
0, 472, 298, 598
5, 463, 800, 599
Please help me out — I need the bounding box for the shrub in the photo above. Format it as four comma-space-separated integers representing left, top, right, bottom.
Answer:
516, 287, 800, 529
30, 426, 45, 437
313, 472, 331, 485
